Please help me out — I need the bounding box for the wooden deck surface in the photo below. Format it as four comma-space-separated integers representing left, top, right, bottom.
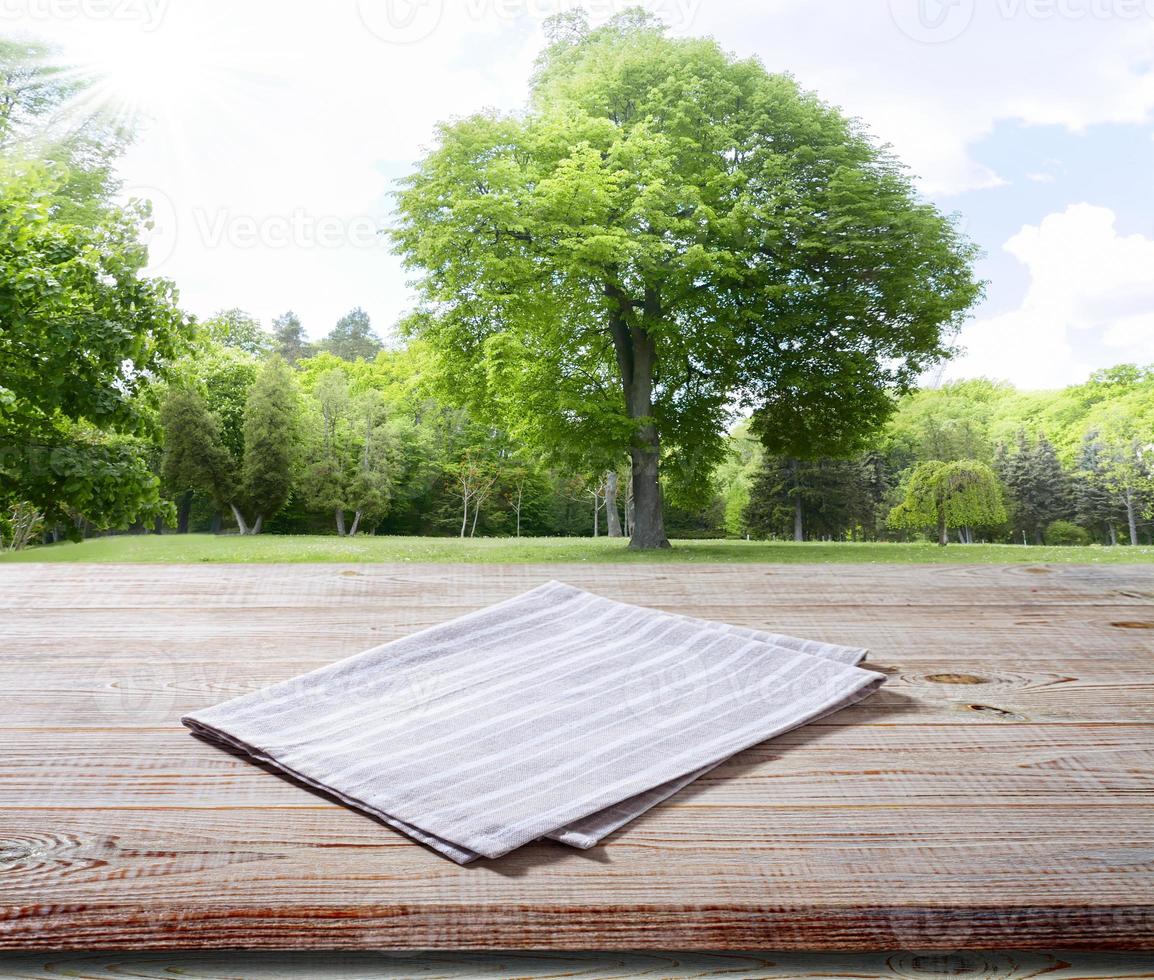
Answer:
2, 562, 1153, 951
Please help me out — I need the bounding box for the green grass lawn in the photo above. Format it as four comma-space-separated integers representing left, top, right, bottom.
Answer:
2, 534, 1152, 564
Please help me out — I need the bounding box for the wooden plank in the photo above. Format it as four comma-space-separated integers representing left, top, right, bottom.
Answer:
5, 725, 1154, 807
2, 949, 1154, 979
8, 658, 1154, 725
1, 562, 1152, 950
3, 804, 1151, 904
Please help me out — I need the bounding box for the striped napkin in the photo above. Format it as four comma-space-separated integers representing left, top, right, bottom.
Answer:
183, 580, 884, 863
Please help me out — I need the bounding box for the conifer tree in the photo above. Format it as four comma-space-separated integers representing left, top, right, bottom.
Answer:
1074, 430, 1123, 545
321, 308, 383, 362
272, 311, 312, 364
996, 432, 1072, 544
236, 358, 300, 534
158, 389, 236, 533
743, 455, 872, 541
853, 451, 895, 540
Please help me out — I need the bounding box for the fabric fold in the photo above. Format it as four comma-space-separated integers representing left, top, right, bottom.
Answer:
183, 580, 884, 863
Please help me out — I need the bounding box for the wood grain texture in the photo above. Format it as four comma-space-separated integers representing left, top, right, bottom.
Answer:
1, 949, 1154, 979
1, 562, 1152, 951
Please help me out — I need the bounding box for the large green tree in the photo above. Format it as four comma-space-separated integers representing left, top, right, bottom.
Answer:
394, 11, 982, 548
0, 42, 188, 536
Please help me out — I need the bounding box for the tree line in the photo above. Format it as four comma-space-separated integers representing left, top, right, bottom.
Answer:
724, 372, 1154, 546
48, 312, 1154, 548
152, 322, 708, 541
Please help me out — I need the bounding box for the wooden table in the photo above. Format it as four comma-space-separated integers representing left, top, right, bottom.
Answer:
2, 562, 1152, 951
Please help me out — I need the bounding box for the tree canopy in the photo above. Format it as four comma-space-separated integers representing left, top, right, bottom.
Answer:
272, 311, 312, 363
203, 308, 272, 356
394, 10, 982, 548
320, 307, 383, 362
0, 41, 189, 533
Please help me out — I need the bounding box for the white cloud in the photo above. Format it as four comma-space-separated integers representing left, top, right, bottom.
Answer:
946, 204, 1154, 388
687, 0, 1154, 195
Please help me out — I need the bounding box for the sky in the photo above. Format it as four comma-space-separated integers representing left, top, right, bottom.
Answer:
5, 0, 1154, 389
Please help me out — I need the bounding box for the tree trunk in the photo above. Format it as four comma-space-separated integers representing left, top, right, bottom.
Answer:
251, 515, 263, 535
335, 508, 346, 537
349, 510, 362, 537
936, 500, 948, 547
1125, 486, 1139, 545
607, 292, 669, 550
592, 489, 600, 537
605, 470, 623, 537
460, 494, 469, 538
470, 499, 481, 537
625, 469, 634, 537
791, 458, 804, 541
515, 487, 523, 538
229, 503, 249, 536
1108, 523, 1117, 546
177, 491, 193, 534
629, 435, 667, 548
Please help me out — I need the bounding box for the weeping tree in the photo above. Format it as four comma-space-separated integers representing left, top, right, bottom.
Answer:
888, 460, 1006, 546
393, 10, 981, 548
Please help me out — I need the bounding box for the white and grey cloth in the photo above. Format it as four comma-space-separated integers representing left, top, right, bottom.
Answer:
183, 580, 885, 863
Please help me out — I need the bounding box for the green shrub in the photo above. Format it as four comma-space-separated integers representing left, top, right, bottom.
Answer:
1045, 520, 1091, 546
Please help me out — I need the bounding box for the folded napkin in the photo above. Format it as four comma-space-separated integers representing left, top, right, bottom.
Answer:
183, 580, 884, 863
